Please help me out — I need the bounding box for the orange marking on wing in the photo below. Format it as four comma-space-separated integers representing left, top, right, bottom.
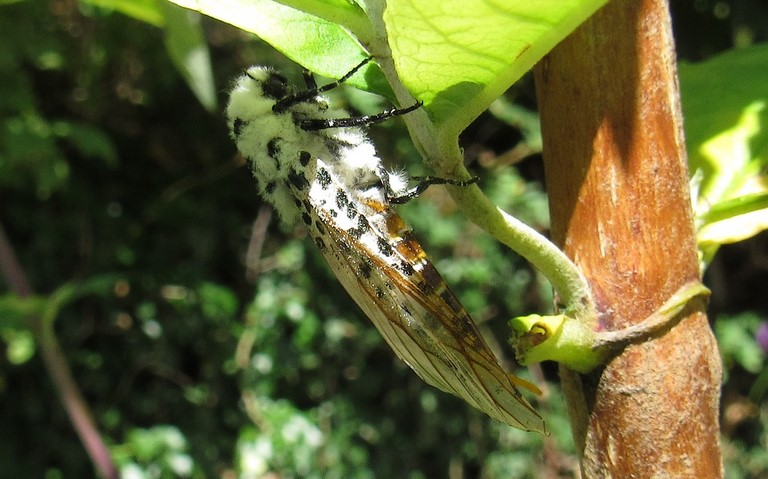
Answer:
323, 207, 542, 422
508, 374, 542, 395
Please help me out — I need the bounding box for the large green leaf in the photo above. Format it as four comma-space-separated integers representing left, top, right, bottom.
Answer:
383, 0, 609, 136
168, 0, 387, 93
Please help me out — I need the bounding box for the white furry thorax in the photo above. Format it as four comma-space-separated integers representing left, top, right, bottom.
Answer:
226, 66, 406, 226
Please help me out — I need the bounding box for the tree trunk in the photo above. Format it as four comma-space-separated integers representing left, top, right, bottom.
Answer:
533, 0, 723, 476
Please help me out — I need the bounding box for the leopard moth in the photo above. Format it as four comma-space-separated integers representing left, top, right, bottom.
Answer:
226, 58, 544, 432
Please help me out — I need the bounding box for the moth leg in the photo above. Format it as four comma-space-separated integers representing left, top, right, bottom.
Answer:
302, 69, 318, 90
387, 176, 479, 205
274, 57, 373, 113
300, 102, 423, 132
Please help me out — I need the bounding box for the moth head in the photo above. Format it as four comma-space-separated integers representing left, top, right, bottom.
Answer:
226, 67, 292, 129
247, 67, 289, 100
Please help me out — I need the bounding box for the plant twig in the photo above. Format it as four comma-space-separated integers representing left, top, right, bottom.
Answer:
0, 221, 118, 479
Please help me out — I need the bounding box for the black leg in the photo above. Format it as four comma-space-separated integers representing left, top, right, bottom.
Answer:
302, 69, 318, 90
273, 57, 373, 113
299, 102, 423, 131
387, 176, 479, 204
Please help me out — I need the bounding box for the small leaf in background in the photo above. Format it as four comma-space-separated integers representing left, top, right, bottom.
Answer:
0, 295, 42, 364
116, 425, 197, 478
4, 329, 35, 365
679, 44, 768, 266
694, 102, 768, 248
80, 0, 165, 27
697, 190, 768, 252
161, 2, 217, 111
51, 121, 118, 166
197, 281, 239, 321
715, 312, 765, 375
1, 114, 71, 197
236, 397, 325, 478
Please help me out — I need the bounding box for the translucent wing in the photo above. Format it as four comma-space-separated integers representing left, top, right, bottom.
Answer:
297, 158, 545, 432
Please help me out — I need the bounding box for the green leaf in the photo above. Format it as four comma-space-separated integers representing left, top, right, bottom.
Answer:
0, 294, 45, 363
715, 313, 764, 374
679, 44, 768, 264
197, 282, 239, 320
0, 113, 70, 196
274, 0, 373, 41
383, 0, 609, 136
161, 2, 217, 111
51, 121, 118, 166
0, 293, 47, 327
5, 329, 35, 364
167, 0, 389, 95
169, 0, 608, 133
80, 0, 166, 27
697, 192, 768, 246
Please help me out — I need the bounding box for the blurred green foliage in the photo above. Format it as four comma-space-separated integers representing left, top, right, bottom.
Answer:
680, 44, 768, 268
0, 0, 766, 478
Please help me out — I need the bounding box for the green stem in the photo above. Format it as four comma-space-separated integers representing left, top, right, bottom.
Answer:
448, 177, 593, 318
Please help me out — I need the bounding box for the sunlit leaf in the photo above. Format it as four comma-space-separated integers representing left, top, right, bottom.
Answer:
384, 0, 609, 135
167, 0, 387, 94
679, 44, 768, 265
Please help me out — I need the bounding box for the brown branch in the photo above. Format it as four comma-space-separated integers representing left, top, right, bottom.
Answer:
534, 0, 722, 476
0, 222, 118, 479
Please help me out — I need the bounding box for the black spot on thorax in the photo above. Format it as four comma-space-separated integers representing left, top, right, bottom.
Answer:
233, 118, 245, 137
288, 169, 309, 190
267, 138, 281, 160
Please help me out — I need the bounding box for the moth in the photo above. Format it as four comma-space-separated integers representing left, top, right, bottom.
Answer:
226, 57, 544, 432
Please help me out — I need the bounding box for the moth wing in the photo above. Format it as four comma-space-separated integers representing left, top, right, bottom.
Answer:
312, 207, 545, 432
383, 232, 545, 431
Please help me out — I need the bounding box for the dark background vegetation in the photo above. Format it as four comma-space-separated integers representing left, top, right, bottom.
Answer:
0, 1, 766, 477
